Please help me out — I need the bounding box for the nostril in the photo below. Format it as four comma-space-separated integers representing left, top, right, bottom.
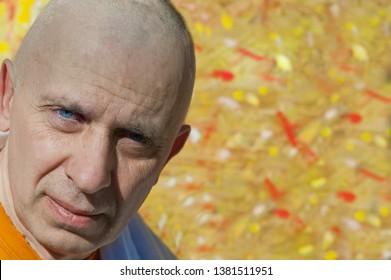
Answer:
63, 156, 112, 194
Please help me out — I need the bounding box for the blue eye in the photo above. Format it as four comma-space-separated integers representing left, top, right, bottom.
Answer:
58, 109, 74, 119
128, 132, 146, 143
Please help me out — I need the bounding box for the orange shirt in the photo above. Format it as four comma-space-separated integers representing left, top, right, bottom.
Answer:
0, 204, 99, 260
0, 204, 40, 260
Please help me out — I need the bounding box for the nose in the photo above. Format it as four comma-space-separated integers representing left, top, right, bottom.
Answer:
64, 130, 114, 194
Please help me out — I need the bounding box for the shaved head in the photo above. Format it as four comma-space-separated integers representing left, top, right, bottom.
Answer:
14, 0, 195, 120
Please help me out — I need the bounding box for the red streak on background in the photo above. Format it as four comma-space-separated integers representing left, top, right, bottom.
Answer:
366, 89, 391, 103
212, 70, 235, 82
238, 48, 266, 61
336, 191, 356, 203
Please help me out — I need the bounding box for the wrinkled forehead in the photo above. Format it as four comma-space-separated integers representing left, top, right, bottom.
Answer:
28, 7, 186, 113
14, 1, 192, 136
59, 36, 183, 103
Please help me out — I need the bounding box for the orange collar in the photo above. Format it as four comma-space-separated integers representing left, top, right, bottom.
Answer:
0, 204, 40, 259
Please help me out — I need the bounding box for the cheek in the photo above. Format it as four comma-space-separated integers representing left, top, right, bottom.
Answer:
7, 107, 68, 199
113, 157, 161, 223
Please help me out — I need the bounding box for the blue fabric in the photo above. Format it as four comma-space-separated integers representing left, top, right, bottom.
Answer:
100, 213, 176, 260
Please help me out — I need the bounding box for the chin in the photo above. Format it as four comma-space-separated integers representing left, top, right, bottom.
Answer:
34, 227, 102, 259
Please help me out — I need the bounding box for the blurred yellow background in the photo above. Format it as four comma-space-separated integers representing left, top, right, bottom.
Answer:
1, 0, 391, 260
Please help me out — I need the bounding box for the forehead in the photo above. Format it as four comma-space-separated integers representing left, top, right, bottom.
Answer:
59, 31, 183, 103
27, 36, 185, 136
58, 67, 172, 120
17, 2, 190, 134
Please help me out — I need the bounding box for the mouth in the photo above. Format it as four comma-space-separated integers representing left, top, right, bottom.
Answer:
46, 196, 103, 229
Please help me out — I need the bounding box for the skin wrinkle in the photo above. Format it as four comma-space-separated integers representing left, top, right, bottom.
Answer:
0, 0, 195, 260
68, 66, 164, 115
37, 91, 167, 149
37, 93, 168, 157
37, 123, 117, 212
71, 80, 161, 114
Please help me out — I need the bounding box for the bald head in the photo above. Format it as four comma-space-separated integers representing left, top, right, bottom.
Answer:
14, 0, 195, 118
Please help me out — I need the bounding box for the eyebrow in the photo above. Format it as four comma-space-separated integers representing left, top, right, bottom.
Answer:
39, 92, 96, 119
38, 91, 163, 141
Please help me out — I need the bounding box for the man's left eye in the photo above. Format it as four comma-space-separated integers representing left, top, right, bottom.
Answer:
58, 109, 75, 119
128, 132, 146, 143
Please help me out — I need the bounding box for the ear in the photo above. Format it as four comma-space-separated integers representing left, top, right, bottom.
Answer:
165, 124, 191, 165
0, 59, 15, 132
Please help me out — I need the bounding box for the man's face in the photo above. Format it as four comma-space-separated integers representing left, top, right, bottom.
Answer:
4, 30, 188, 258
